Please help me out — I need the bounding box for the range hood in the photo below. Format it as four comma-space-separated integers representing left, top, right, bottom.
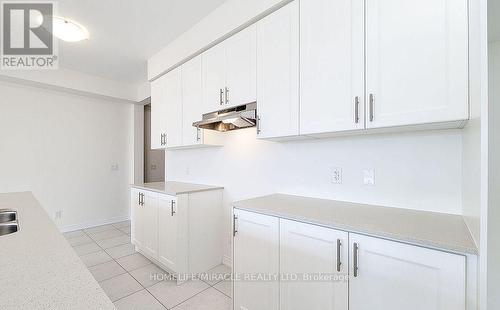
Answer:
193, 102, 257, 132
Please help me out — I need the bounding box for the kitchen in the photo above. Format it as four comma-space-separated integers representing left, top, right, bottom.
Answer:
0, 0, 498, 309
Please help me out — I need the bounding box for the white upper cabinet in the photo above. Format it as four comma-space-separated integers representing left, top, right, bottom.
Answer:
349, 233, 466, 310
163, 67, 183, 148
202, 43, 226, 112
225, 24, 257, 108
365, 0, 469, 129
256, 1, 299, 139
202, 25, 256, 111
233, 209, 280, 310
300, 0, 365, 135
182, 56, 204, 146
150, 75, 169, 149
280, 219, 348, 310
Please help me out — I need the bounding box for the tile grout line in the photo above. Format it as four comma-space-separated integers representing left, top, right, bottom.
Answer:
74, 223, 231, 308
80, 223, 157, 307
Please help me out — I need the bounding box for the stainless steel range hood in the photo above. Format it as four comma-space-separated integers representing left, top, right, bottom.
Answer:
193, 102, 257, 132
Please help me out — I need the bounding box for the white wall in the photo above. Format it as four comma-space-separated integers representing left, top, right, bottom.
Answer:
144, 106, 165, 182
0, 81, 134, 231
166, 128, 463, 261
486, 40, 500, 310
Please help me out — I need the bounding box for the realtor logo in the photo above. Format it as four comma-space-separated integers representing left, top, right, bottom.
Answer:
1, 1, 58, 69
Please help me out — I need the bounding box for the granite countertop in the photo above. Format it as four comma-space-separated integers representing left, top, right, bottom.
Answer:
0, 192, 115, 310
131, 181, 223, 195
233, 194, 478, 255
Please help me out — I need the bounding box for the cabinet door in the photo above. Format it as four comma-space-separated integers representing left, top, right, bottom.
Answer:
256, 1, 299, 139
142, 191, 159, 260
280, 219, 348, 310
300, 0, 365, 135
225, 25, 257, 108
150, 77, 168, 149
164, 67, 183, 148
233, 209, 279, 310
365, 0, 468, 128
349, 234, 466, 310
182, 56, 204, 146
202, 44, 226, 112
158, 194, 179, 272
130, 189, 143, 247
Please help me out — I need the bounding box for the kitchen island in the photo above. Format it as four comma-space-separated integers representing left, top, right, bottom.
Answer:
0, 192, 115, 310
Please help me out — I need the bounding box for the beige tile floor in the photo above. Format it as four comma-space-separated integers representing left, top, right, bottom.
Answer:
64, 221, 232, 309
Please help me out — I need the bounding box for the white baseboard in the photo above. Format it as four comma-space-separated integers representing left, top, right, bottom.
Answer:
60, 215, 130, 232
223, 255, 232, 267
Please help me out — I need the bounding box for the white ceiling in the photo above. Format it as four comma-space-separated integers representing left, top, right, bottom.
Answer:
55, 0, 226, 84
489, 0, 500, 42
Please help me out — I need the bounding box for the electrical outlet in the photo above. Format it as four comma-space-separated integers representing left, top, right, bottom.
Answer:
54, 210, 62, 220
110, 164, 119, 171
363, 169, 375, 185
185, 166, 190, 175
151, 164, 157, 170
332, 167, 342, 184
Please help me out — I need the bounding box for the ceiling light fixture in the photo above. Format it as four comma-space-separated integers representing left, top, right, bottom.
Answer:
52, 16, 89, 42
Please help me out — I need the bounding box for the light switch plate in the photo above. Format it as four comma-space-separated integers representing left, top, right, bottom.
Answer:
363, 169, 375, 185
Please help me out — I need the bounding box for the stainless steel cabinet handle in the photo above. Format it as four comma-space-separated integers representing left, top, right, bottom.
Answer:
354, 96, 360, 124
219, 89, 224, 105
233, 214, 238, 237
337, 239, 342, 272
141, 193, 144, 206
171, 200, 176, 216
256, 116, 261, 134
196, 128, 201, 141
138, 193, 141, 206
225, 87, 229, 105
353, 242, 359, 277
369, 94, 375, 122
161, 133, 166, 146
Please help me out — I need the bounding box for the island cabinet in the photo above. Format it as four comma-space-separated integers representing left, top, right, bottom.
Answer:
131, 187, 223, 279
233, 208, 468, 310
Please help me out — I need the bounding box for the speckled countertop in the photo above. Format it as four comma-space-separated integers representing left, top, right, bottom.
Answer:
131, 181, 223, 195
233, 194, 477, 255
0, 192, 115, 310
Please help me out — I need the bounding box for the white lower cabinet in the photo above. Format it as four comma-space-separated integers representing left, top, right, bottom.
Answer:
233, 209, 468, 310
130, 189, 143, 247
233, 209, 280, 310
158, 194, 181, 271
141, 191, 159, 259
131, 189, 158, 259
280, 219, 348, 310
131, 188, 223, 278
349, 233, 466, 310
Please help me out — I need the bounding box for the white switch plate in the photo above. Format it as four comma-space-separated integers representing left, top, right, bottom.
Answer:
332, 167, 342, 184
363, 169, 375, 185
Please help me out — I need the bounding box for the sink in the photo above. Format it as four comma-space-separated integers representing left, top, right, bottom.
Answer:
0, 222, 18, 236
0, 209, 17, 223
0, 209, 19, 236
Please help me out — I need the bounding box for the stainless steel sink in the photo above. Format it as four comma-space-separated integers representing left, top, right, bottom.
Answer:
0, 209, 17, 223
0, 222, 18, 236
0, 209, 18, 236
